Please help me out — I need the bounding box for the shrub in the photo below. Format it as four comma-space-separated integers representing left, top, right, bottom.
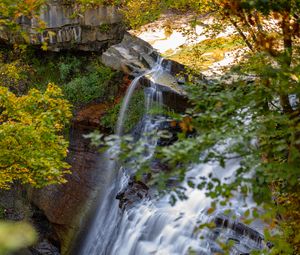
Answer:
62, 63, 115, 105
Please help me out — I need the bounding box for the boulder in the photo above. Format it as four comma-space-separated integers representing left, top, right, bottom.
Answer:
102, 33, 158, 75
116, 179, 149, 210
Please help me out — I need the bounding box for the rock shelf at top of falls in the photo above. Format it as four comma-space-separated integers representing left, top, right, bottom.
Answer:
101, 32, 187, 97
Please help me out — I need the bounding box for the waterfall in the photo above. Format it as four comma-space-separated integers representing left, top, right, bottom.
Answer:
78, 56, 166, 255
79, 55, 264, 255
116, 57, 164, 136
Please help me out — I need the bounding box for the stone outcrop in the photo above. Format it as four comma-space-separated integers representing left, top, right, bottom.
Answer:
102, 32, 187, 81
0, 0, 125, 52
102, 32, 190, 111
26, 73, 127, 254
27, 114, 111, 253
116, 179, 149, 210
102, 32, 158, 75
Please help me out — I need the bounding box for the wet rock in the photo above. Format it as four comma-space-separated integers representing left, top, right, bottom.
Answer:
157, 120, 185, 146
162, 58, 186, 78
214, 215, 264, 245
133, 116, 191, 148
150, 160, 170, 174
116, 179, 149, 210
145, 71, 186, 96
28, 122, 102, 254
138, 76, 190, 113
212, 214, 264, 254
30, 239, 60, 255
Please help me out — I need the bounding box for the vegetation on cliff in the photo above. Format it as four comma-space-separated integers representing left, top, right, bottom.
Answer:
0, 47, 120, 253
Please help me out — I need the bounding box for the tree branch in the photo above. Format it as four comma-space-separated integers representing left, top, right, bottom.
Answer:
228, 16, 255, 52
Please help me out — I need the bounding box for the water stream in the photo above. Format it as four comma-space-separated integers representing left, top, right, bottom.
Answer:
79, 57, 264, 255
116, 57, 164, 136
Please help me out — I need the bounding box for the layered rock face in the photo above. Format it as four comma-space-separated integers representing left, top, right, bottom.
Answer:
102, 33, 190, 112
1, 0, 125, 51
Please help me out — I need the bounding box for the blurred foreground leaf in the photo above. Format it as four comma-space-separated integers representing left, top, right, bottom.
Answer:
0, 221, 36, 255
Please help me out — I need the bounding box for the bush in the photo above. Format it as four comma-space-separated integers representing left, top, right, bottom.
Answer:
58, 56, 82, 81
62, 63, 115, 105
19, 51, 118, 106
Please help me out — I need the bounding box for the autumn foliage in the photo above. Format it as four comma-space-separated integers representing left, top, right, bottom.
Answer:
0, 83, 72, 189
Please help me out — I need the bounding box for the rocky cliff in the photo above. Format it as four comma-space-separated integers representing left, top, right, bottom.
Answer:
0, 0, 125, 52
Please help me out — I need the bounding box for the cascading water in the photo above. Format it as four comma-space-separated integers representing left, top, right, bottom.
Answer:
108, 160, 264, 255
79, 55, 264, 255
79, 57, 166, 255
117, 57, 164, 136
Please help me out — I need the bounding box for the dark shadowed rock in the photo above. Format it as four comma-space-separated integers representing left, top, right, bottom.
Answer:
0, 187, 61, 255
214, 215, 264, 245
30, 239, 60, 255
116, 179, 149, 210
212, 214, 264, 254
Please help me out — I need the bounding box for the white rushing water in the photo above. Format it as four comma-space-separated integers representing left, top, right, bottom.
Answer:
79, 56, 264, 255
116, 57, 164, 136
108, 159, 259, 255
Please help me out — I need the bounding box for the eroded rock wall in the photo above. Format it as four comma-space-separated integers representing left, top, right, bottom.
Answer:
28, 122, 101, 254
1, 0, 125, 51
